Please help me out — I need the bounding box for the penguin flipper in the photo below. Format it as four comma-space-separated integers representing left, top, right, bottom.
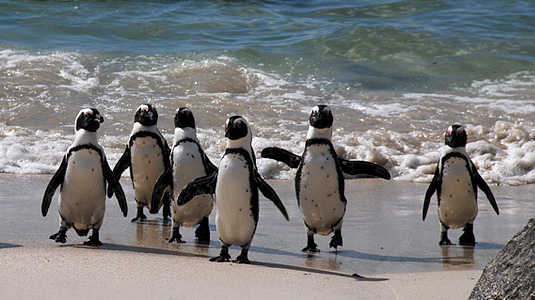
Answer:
338, 158, 391, 180
423, 165, 440, 221
103, 159, 128, 217
255, 173, 289, 221
42, 156, 67, 217
108, 145, 131, 196
201, 151, 218, 175
151, 168, 173, 214
472, 165, 499, 215
261, 147, 301, 169
177, 172, 218, 206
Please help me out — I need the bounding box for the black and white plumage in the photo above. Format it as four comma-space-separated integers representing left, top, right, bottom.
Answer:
423, 125, 499, 246
110, 104, 171, 222
152, 107, 217, 243
261, 105, 390, 252
42, 108, 128, 246
177, 116, 289, 264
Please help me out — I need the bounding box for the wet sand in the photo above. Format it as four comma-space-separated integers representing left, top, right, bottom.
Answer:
1, 174, 534, 299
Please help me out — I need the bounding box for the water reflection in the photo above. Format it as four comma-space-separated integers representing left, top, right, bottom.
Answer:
441, 245, 475, 270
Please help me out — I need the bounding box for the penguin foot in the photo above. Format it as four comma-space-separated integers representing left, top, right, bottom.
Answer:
439, 231, 452, 246
210, 248, 231, 262
302, 235, 320, 252
131, 208, 148, 223
459, 224, 475, 246
49, 230, 67, 244
195, 217, 210, 243
209, 255, 231, 262
329, 230, 343, 250
234, 253, 250, 264
168, 229, 185, 244
83, 234, 102, 246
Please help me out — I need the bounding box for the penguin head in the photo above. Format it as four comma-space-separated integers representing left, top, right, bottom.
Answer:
225, 116, 250, 141
445, 125, 467, 148
174, 107, 196, 129
309, 105, 333, 129
75, 108, 104, 132
134, 104, 158, 126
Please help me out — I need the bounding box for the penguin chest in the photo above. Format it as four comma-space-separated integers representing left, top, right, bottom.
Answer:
439, 157, 478, 229
298, 145, 345, 235
130, 136, 166, 206
215, 153, 256, 247
60, 149, 106, 227
171, 144, 213, 226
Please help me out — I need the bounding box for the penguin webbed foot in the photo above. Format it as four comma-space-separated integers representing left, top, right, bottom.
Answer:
234, 250, 250, 264
83, 231, 102, 246
459, 224, 475, 246
439, 231, 452, 246
301, 235, 320, 252
194, 217, 210, 244
49, 229, 67, 244
329, 229, 343, 251
210, 247, 231, 262
168, 228, 186, 244
131, 208, 148, 223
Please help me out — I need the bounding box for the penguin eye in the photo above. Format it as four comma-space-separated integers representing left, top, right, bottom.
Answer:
312, 107, 319, 115
323, 107, 331, 115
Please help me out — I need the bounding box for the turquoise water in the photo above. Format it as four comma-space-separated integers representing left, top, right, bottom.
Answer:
1, 0, 535, 184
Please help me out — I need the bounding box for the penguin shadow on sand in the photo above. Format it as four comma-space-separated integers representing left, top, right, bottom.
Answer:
0, 243, 22, 249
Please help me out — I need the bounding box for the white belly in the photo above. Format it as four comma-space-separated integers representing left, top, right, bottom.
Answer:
171, 144, 213, 226
131, 136, 166, 208
299, 145, 345, 235
439, 157, 478, 229
59, 149, 106, 230
215, 153, 256, 247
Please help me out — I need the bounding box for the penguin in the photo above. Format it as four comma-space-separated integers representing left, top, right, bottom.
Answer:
177, 116, 289, 263
42, 108, 128, 246
261, 105, 391, 252
152, 107, 217, 243
111, 104, 171, 222
423, 125, 499, 246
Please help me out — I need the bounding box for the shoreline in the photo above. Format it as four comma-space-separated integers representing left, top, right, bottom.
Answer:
2, 173, 535, 299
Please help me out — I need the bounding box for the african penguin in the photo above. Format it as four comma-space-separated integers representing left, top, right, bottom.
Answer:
177, 116, 289, 263
152, 107, 217, 243
111, 104, 171, 222
423, 125, 499, 246
42, 108, 128, 246
261, 105, 391, 252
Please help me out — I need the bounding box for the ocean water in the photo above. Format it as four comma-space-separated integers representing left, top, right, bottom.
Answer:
1, 0, 534, 185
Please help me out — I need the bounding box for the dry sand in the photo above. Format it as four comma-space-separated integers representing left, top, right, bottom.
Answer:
1, 174, 534, 299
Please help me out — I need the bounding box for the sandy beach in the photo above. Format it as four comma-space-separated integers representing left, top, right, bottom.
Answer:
1, 173, 534, 299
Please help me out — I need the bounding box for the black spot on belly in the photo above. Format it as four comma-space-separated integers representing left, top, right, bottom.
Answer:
239, 208, 242, 212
